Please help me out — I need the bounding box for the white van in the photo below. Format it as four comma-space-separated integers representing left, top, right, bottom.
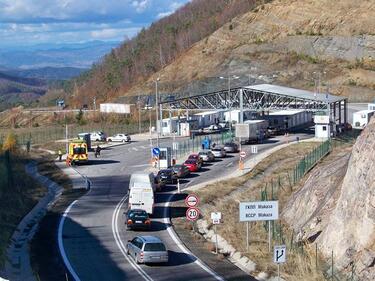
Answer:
129, 173, 155, 215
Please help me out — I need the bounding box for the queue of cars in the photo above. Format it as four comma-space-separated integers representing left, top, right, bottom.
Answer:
125, 141, 240, 265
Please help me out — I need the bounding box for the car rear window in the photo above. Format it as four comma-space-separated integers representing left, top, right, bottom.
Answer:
144, 243, 166, 252
185, 160, 195, 164
129, 211, 148, 219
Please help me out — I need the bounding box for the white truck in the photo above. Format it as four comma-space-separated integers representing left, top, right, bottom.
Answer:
235, 120, 269, 144
128, 173, 156, 215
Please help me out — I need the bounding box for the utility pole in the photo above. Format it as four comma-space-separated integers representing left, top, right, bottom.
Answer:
155, 78, 160, 147
138, 96, 141, 134
220, 75, 239, 133
93, 97, 96, 111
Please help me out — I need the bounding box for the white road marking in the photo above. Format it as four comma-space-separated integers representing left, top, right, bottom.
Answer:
163, 193, 224, 281
130, 164, 150, 168
132, 147, 139, 151
58, 200, 81, 281
225, 162, 234, 168
112, 194, 153, 281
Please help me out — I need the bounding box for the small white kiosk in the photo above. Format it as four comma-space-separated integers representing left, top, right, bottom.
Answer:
159, 147, 172, 168
314, 115, 331, 139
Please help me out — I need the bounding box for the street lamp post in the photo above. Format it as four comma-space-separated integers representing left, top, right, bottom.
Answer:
220, 75, 239, 133
155, 78, 160, 147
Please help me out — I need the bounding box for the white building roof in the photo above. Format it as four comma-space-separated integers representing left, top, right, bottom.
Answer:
245, 84, 345, 103
244, 119, 267, 124
353, 110, 375, 115
194, 110, 224, 116
268, 109, 306, 116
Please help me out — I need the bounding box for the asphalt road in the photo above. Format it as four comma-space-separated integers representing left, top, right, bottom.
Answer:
61, 131, 313, 281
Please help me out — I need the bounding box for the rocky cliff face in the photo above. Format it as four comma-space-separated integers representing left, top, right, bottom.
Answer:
283, 118, 375, 280
320, 119, 375, 279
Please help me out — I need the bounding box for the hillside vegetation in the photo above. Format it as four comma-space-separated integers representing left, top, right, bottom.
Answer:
61, 0, 375, 106
125, 0, 375, 101
0, 72, 47, 111
63, 0, 267, 106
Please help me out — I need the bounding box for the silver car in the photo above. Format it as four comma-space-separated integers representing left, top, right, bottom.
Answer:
223, 142, 239, 153
198, 150, 215, 162
126, 236, 168, 264
211, 147, 226, 158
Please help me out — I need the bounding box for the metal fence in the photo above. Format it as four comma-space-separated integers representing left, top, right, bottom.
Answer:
292, 140, 331, 185
0, 122, 150, 146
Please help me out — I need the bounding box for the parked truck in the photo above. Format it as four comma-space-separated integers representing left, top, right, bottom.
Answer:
235, 120, 269, 144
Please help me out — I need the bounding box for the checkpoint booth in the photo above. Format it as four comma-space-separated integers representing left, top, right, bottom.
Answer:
158, 147, 172, 168
314, 115, 331, 139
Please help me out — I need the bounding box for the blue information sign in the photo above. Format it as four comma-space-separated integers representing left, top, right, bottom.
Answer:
152, 147, 160, 156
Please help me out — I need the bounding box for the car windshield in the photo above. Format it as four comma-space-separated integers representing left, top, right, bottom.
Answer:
144, 243, 166, 252
225, 143, 234, 146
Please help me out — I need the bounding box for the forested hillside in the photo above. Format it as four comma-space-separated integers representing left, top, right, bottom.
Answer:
66, 0, 267, 106
0, 72, 47, 111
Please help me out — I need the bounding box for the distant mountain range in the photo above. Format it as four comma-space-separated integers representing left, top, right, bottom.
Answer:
0, 71, 47, 111
0, 66, 87, 80
0, 40, 120, 69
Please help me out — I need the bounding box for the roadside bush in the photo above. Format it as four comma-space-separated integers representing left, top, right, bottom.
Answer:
2, 132, 17, 151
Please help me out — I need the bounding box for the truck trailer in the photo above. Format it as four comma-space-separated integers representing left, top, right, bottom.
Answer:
235, 120, 268, 144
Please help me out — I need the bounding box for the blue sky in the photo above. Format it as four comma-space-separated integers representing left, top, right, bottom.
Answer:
0, 0, 190, 48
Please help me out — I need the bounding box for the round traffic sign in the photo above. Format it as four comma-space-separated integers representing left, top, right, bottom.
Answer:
240, 151, 246, 158
185, 193, 199, 207
186, 207, 200, 221
152, 147, 160, 156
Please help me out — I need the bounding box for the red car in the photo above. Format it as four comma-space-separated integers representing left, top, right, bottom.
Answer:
188, 154, 203, 167
183, 159, 200, 172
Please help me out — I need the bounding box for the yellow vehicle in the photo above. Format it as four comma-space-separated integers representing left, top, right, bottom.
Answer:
67, 140, 88, 165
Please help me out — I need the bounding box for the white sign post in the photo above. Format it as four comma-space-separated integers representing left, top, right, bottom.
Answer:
273, 245, 287, 281
251, 145, 258, 154
211, 212, 222, 254
239, 201, 279, 252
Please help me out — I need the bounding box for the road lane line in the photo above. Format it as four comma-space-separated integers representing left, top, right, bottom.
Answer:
225, 162, 234, 168
112, 194, 154, 281
163, 193, 224, 281
58, 200, 81, 281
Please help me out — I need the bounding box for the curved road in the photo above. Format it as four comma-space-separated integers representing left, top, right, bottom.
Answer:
60, 132, 312, 281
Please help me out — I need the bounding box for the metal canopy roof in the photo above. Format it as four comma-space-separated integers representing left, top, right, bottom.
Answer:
160, 84, 347, 112
245, 84, 345, 103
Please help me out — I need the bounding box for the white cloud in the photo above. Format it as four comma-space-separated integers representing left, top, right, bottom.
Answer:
156, 11, 172, 19
156, 1, 184, 19
131, 0, 151, 13
91, 29, 118, 39
0, 0, 191, 47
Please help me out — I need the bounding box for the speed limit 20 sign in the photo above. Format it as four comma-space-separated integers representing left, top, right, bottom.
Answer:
186, 207, 200, 221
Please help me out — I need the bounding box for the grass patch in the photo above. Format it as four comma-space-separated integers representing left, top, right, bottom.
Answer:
195, 142, 331, 279
0, 151, 47, 268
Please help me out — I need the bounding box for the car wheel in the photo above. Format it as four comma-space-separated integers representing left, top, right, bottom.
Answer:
108, 139, 112, 142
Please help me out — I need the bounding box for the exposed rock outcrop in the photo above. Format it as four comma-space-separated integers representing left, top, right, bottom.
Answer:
284, 118, 375, 280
